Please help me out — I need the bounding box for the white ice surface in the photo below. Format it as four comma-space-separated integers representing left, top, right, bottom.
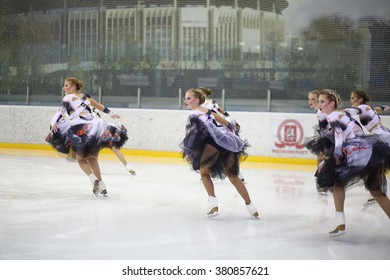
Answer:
1, 153, 389, 260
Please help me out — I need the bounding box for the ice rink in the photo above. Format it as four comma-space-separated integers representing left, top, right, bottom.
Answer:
1, 148, 390, 261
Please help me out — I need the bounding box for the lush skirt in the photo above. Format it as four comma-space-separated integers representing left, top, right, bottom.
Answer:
180, 115, 248, 179
46, 117, 128, 158
313, 135, 390, 194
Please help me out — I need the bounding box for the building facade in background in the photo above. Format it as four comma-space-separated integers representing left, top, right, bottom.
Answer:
1, 0, 389, 110
12, 0, 286, 71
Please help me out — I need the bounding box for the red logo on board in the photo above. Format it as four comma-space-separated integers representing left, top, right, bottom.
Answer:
274, 119, 306, 149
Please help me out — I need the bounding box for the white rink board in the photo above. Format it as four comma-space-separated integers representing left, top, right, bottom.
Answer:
1, 105, 390, 159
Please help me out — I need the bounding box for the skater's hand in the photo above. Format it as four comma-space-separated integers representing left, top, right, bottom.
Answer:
45, 132, 51, 142
334, 153, 344, 166
51, 123, 58, 133
111, 113, 121, 119
227, 122, 234, 132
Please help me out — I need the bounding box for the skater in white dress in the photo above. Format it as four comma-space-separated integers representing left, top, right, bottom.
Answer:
197, 86, 245, 183
180, 88, 259, 218
47, 77, 127, 196
345, 88, 390, 204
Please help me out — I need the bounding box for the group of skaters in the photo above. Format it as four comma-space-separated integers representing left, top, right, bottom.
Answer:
306, 88, 390, 236
46, 77, 258, 218
46, 76, 390, 237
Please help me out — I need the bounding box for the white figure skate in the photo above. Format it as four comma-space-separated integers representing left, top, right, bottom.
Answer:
329, 211, 346, 237
246, 202, 259, 218
207, 196, 219, 217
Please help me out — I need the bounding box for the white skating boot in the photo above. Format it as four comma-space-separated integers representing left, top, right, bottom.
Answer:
329, 211, 346, 237
89, 174, 99, 195
92, 180, 100, 196
125, 163, 136, 175
246, 202, 259, 218
317, 187, 328, 196
316, 180, 328, 195
367, 194, 376, 204
207, 196, 219, 217
98, 180, 108, 196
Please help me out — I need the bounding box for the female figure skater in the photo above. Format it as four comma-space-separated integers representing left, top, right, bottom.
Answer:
180, 88, 258, 218
345, 88, 390, 203
47, 77, 127, 196
307, 90, 320, 111
197, 86, 245, 183
311, 89, 390, 236
347, 89, 390, 144
307, 89, 330, 195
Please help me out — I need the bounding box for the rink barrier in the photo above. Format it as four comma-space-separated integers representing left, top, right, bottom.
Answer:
0, 142, 316, 165
3, 106, 387, 165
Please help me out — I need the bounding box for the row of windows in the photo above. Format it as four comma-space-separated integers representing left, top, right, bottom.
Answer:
14, 6, 281, 63
145, 17, 173, 25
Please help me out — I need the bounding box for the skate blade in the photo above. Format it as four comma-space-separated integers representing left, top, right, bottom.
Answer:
207, 212, 219, 218
207, 207, 219, 218
329, 225, 346, 237
318, 191, 328, 196
100, 190, 108, 197
329, 230, 346, 237
93, 189, 108, 198
251, 212, 260, 219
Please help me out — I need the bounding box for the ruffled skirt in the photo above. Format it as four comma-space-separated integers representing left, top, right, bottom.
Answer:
179, 115, 248, 179
314, 135, 390, 194
46, 117, 128, 158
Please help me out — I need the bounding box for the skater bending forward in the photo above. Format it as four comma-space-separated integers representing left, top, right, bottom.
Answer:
180, 88, 259, 218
